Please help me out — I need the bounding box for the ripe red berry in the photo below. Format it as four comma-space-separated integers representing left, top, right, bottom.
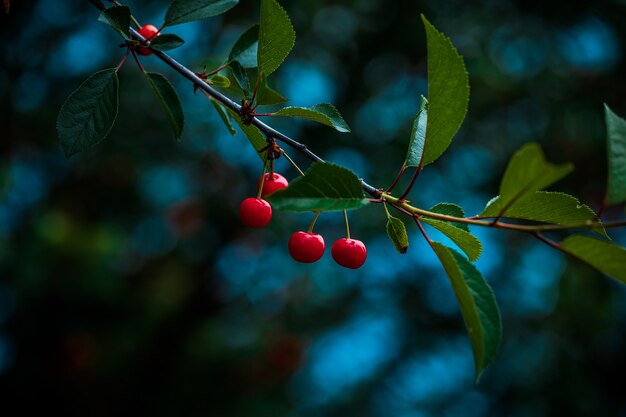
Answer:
239, 198, 272, 228
288, 231, 325, 263
257, 172, 288, 197
331, 238, 367, 269
137, 24, 159, 56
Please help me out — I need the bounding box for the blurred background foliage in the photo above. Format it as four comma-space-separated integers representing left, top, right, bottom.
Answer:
1, 0, 626, 415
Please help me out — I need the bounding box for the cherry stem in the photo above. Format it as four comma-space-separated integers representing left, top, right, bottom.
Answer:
343, 209, 351, 239
397, 165, 422, 201
115, 49, 130, 72
308, 211, 321, 233
206, 63, 228, 77
280, 149, 305, 176
256, 160, 268, 199
130, 49, 147, 74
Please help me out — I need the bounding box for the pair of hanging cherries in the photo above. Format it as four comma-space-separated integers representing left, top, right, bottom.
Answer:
239, 170, 367, 269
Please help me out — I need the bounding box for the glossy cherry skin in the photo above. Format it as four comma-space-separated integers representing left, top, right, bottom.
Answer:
137, 24, 159, 56
257, 172, 288, 197
331, 238, 367, 269
288, 231, 325, 263
239, 198, 272, 228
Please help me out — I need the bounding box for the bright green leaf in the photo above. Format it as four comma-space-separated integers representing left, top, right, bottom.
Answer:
226, 108, 267, 161
386, 216, 409, 254
98, 5, 131, 38
561, 235, 626, 285
228, 24, 259, 68
256, 73, 288, 106
268, 162, 368, 212
431, 242, 502, 381
164, 0, 239, 26
430, 202, 469, 232
404, 95, 428, 168
229, 61, 251, 98
257, 0, 295, 76
420, 16, 470, 166
494, 143, 573, 216
144, 72, 184, 141
423, 218, 482, 261
273, 104, 350, 133
149, 34, 185, 51
209, 99, 236, 135
208, 74, 230, 88
604, 104, 626, 205
57, 68, 119, 157
481, 191, 607, 238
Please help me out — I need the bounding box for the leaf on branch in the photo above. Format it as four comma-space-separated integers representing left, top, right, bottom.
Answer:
423, 219, 482, 261
209, 99, 236, 135
149, 34, 185, 51
431, 242, 502, 381
420, 15, 470, 166
404, 95, 428, 168
561, 235, 626, 285
57, 68, 119, 157
386, 216, 409, 254
430, 202, 469, 232
229, 61, 251, 98
164, 0, 239, 27
256, 73, 288, 106
208, 74, 230, 88
268, 162, 369, 211
226, 108, 267, 161
273, 104, 350, 133
228, 24, 259, 69
98, 5, 131, 38
604, 104, 626, 206
144, 72, 184, 141
257, 0, 295, 77
481, 191, 607, 238
492, 143, 573, 215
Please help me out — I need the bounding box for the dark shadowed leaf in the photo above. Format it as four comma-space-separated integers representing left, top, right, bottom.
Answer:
256, 73, 288, 106
149, 34, 185, 51
273, 104, 349, 132
227, 108, 267, 161
57, 68, 119, 157
604, 104, 626, 205
164, 0, 239, 26
144, 72, 184, 141
228, 24, 259, 68
98, 5, 131, 38
431, 242, 502, 381
420, 16, 469, 166
229, 61, 251, 98
268, 162, 368, 211
209, 98, 236, 135
257, 0, 295, 76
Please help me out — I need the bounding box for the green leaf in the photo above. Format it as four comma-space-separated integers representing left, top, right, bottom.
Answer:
229, 61, 251, 98
494, 143, 573, 215
208, 74, 230, 88
268, 162, 368, 212
98, 5, 131, 38
164, 0, 239, 26
430, 202, 469, 232
481, 191, 607, 238
386, 216, 409, 254
144, 72, 184, 141
149, 34, 185, 51
57, 68, 119, 157
423, 218, 482, 261
561, 235, 626, 285
431, 242, 502, 381
404, 95, 428, 168
420, 16, 470, 166
256, 73, 288, 106
226, 108, 267, 161
228, 24, 259, 68
209, 98, 236, 135
273, 104, 350, 133
257, 0, 295, 77
604, 104, 626, 205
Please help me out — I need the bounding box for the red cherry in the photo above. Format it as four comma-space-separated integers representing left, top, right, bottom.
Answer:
288, 231, 325, 263
137, 24, 159, 56
331, 238, 367, 269
239, 198, 272, 228
257, 172, 288, 197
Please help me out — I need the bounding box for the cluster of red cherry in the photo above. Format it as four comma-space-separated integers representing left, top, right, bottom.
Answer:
239, 173, 367, 269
